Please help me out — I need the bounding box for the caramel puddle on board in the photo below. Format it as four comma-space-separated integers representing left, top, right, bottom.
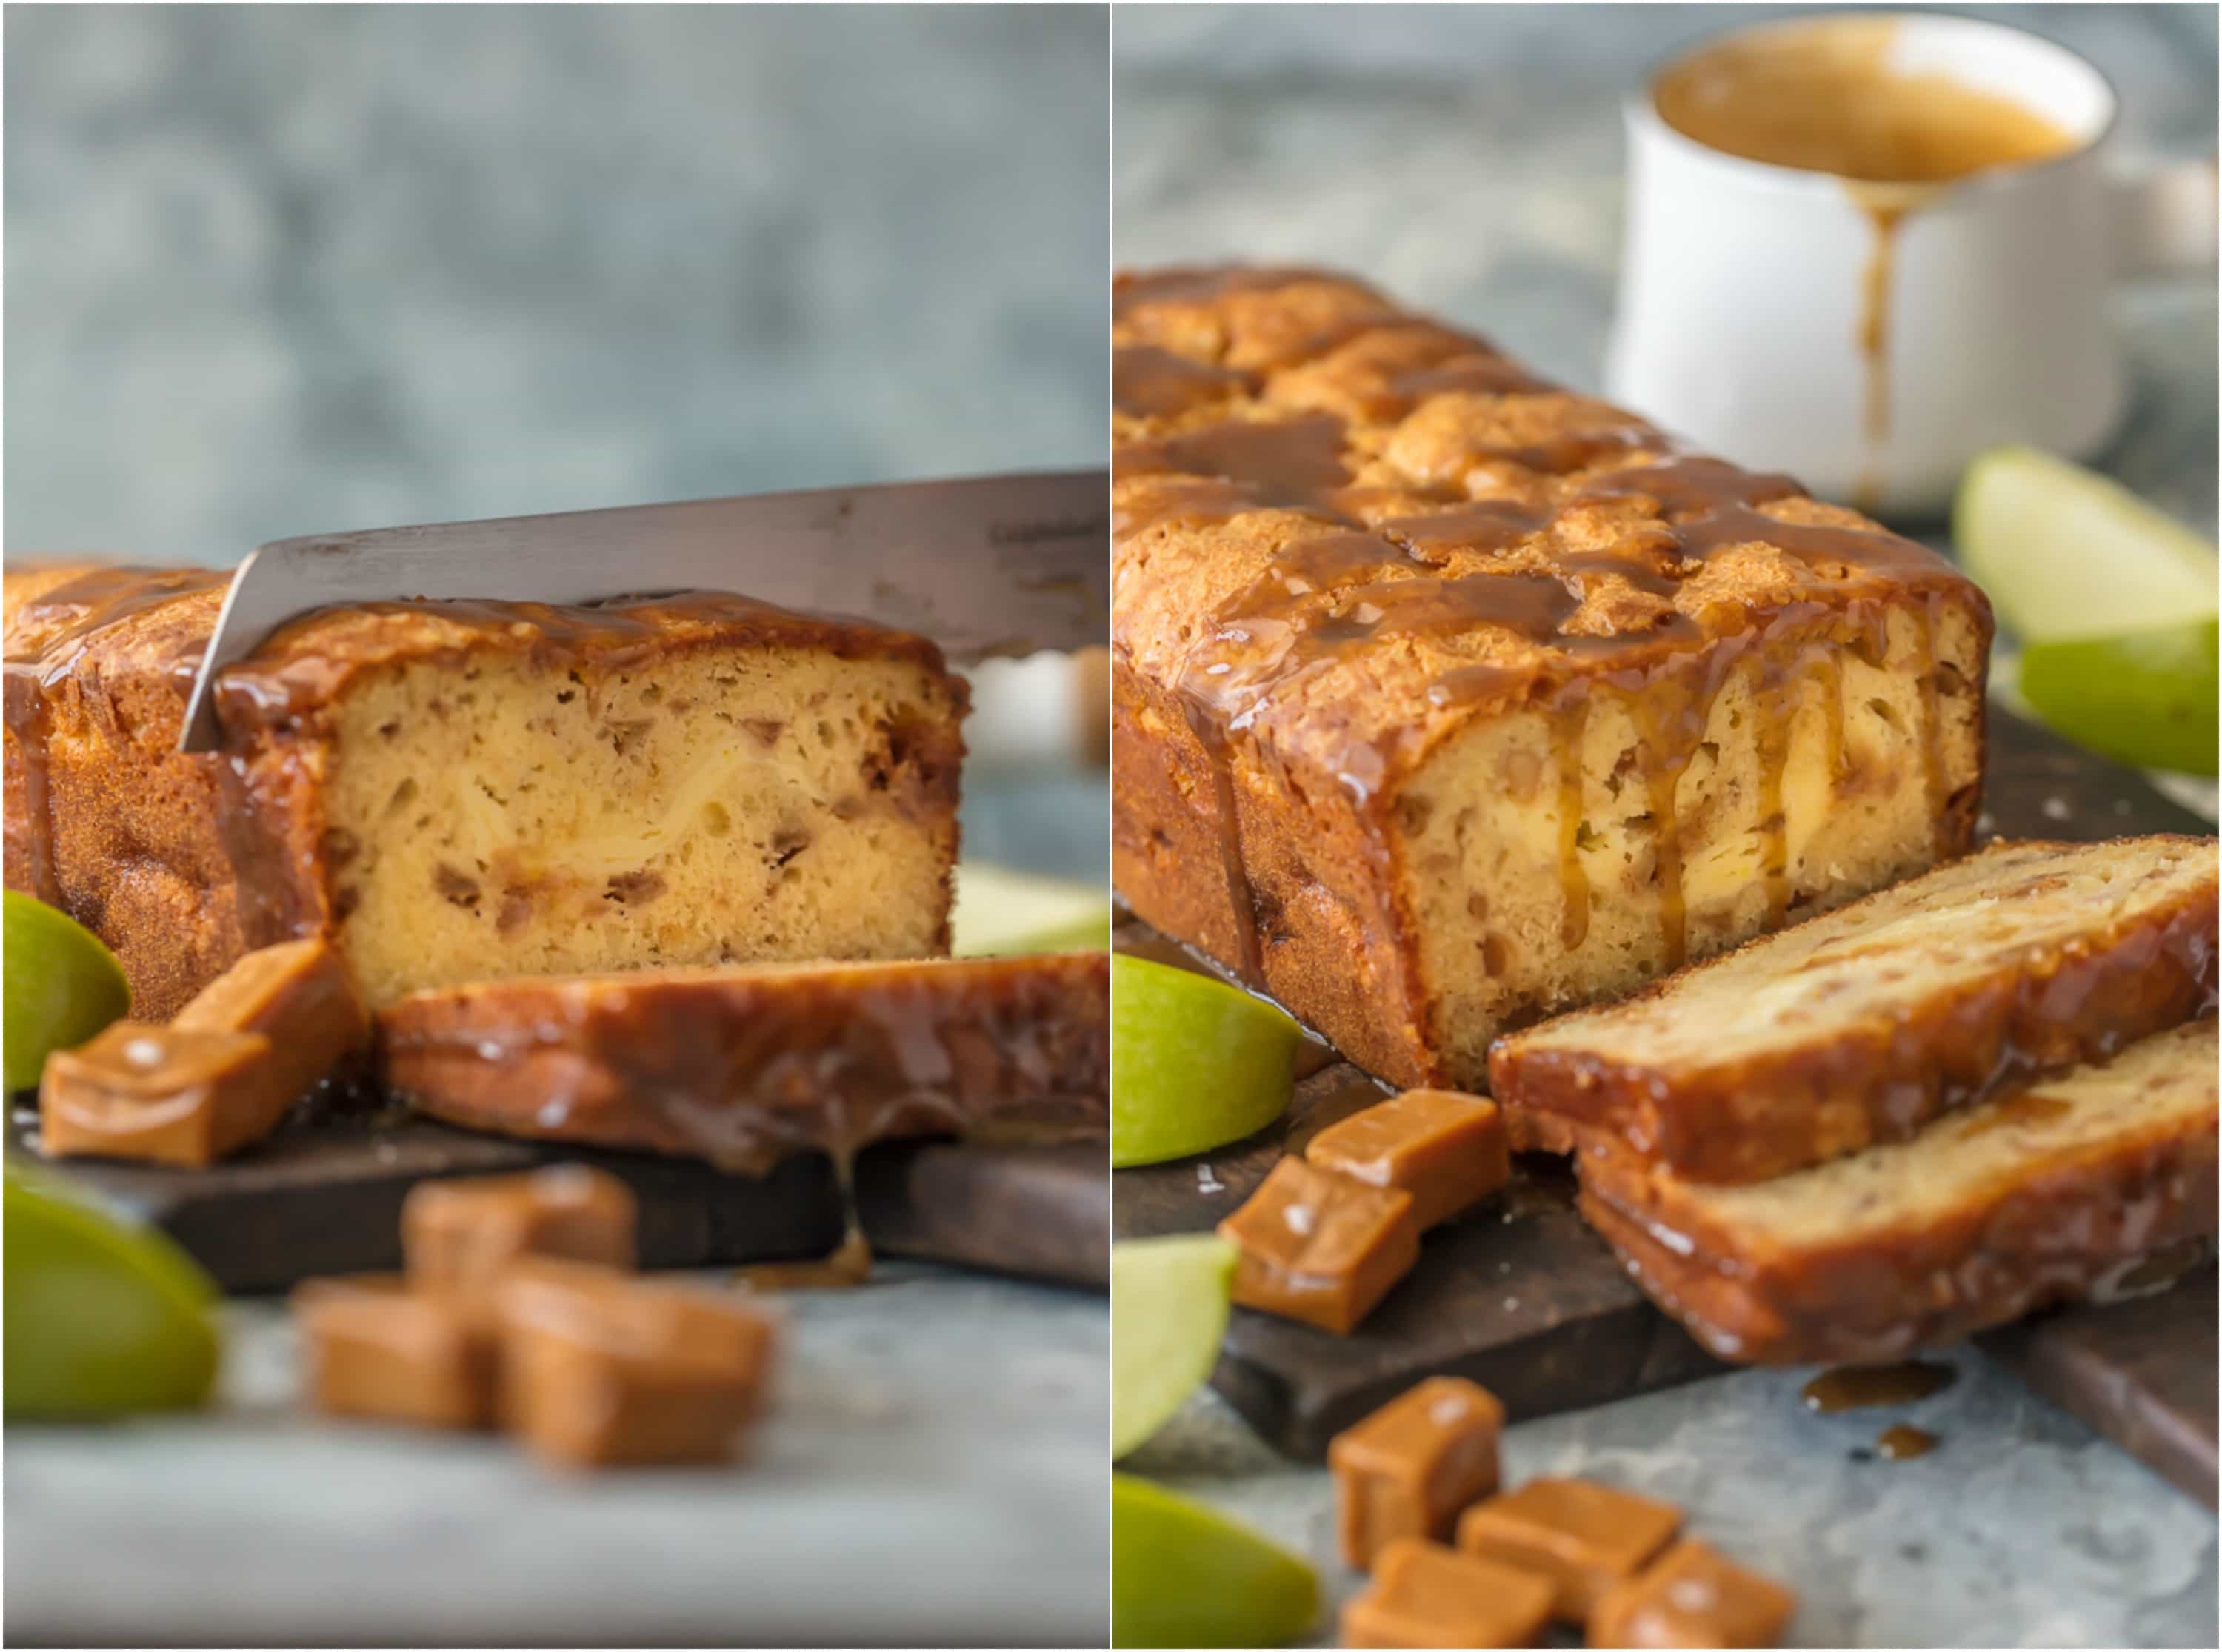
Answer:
1876, 1423, 1940, 1460
737, 1151, 874, 1291
1800, 1359, 1957, 1413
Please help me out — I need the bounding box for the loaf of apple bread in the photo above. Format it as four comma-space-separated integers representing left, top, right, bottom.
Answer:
4, 566, 966, 1017
1112, 267, 1992, 1088
377, 954, 1109, 1170
1577, 1017, 2219, 1365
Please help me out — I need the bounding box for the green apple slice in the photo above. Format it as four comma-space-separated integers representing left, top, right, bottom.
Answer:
1112, 1474, 1320, 1648
5, 1162, 221, 1418
951, 863, 1110, 956
1112, 954, 1300, 1168
1112, 1234, 1238, 1459
4, 892, 131, 1092
2020, 619, 2218, 775
1954, 446, 2218, 643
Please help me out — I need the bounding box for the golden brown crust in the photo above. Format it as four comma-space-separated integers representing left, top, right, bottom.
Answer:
1491, 836, 2220, 1183
1580, 1169, 2215, 1368
213, 589, 955, 732
4, 565, 966, 1016
376, 954, 1108, 1170
1576, 1024, 2221, 1365
1112, 265, 1992, 1087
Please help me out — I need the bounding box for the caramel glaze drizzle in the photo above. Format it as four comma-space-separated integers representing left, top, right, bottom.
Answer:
386, 963, 1106, 1167
1114, 279, 1974, 989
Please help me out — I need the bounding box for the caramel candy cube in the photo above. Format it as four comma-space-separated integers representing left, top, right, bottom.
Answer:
1330, 1377, 1507, 1568
1218, 1157, 1420, 1335
41, 1023, 289, 1166
1342, 1537, 1556, 1650
293, 1274, 500, 1431
40, 938, 371, 1168
174, 937, 370, 1097
403, 1164, 638, 1289
497, 1259, 778, 1468
1307, 1088, 1509, 1228
1589, 1539, 1797, 1648
1458, 1477, 1682, 1622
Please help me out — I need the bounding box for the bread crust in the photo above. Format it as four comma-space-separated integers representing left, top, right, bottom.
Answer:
4, 564, 965, 1016
1579, 1136, 2217, 1368
1111, 267, 1992, 1089
377, 954, 1108, 1170
1575, 1019, 2219, 1364
1491, 837, 2220, 1182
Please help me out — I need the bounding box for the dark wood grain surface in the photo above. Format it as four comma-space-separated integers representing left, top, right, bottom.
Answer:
1980, 1264, 2219, 1509
20, 1112, 1108, 1293
1115, 706, 2218, 1491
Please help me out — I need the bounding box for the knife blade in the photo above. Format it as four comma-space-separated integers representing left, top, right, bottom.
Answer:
179, 469, 1107, 752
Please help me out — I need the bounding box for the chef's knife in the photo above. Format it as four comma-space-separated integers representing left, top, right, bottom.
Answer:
179, 469, 1107, 752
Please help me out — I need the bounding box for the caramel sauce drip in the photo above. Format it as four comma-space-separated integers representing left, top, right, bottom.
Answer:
1800, 1359, 1956, 1412
1117, 278, 1973, 995
741, 1226, 874, 1291
1875, 1423, 1939, 1460
1815, 651, 1847, 791
1753, 673, 1794, 929
1911, 596, 1950, 855
1553, 693, 1592, 948
740, 1155, 875, 1291
1847, 190, 1916, 512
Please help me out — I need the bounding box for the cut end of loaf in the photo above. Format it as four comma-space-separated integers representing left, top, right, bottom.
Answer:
318, 645, 964, 1008
1403, 595, 1988, 1087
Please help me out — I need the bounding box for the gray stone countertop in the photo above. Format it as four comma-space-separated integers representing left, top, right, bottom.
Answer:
7, 1262, 1110, 1650
1115, 5, 2218, 1647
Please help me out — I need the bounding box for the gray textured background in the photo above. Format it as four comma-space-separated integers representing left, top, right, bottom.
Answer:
7, 3, 1108, 562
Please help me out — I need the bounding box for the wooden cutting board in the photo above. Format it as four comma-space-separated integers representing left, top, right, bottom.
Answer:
1115, 707, 2218, 1500
24, 1114, 1108, 1293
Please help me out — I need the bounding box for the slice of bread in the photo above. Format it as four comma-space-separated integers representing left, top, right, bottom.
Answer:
1578, 1018, 2218, 1365
378, 954, 1107, 1171
1490, 836, 2218, 1183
